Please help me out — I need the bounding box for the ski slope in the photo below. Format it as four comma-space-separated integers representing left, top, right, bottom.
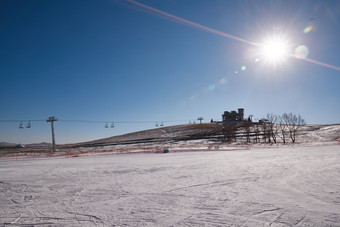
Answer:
1, 144, 340, 226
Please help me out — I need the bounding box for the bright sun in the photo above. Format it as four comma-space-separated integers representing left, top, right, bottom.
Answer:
259, 36, 290, 65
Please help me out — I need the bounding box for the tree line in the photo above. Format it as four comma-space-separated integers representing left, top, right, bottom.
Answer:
219, 113, 306, 144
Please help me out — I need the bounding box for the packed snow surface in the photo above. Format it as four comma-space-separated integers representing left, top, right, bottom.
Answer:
1, 145, 340, 226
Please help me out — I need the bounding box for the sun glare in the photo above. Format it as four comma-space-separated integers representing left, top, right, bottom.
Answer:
263, 41, 286, 60
259, 36, 291, 65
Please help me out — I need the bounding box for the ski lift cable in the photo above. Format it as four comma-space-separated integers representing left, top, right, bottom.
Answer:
58, 119, 190, 124
0, 118, 194, 124
0, 120, 45, 122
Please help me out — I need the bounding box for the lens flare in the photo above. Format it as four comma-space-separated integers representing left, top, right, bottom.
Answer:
208, 84, 216, 91
125, 0, 340, 72
219, 78, 227, 84
294, 45, 309, 59
126, 0, 256, 46
303, 26, 313, 34
241, 66, 247, 71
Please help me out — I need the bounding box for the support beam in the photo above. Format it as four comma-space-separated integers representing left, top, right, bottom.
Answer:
46, 116, 58, 152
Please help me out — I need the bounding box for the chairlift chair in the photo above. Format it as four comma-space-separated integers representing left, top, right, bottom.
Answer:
105, 122, 109, 128
155, 122, 159, 127
26, 121, 31, 128
160, 122, 164, 127
19, 121, 24, 129
111, 122, 114, 128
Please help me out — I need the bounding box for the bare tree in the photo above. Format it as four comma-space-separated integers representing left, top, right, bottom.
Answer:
278, 114, 289, 144
241, 121, 252, 143
277, 113, 306, 143
220, 123, 237, 142
266, 113, 278, 143
285, 113, 306, 143
217, 112, 305, 144
253, 123, 260, 143
259, 121, 270, 143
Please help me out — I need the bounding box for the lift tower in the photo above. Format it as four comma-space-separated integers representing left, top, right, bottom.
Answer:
46, 116, 58, 152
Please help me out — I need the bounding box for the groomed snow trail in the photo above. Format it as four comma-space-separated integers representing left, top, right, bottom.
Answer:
1, 145, 340, 226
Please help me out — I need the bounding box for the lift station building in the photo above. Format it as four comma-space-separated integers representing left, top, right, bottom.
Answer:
222, 108, 244, 123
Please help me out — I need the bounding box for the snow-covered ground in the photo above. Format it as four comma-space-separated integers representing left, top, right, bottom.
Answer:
1, 144, 340, 226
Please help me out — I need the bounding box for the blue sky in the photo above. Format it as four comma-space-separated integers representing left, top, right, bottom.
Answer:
1, 0, 339, 144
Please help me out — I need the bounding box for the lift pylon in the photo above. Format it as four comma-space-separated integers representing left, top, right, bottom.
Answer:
46, 116, 58, 152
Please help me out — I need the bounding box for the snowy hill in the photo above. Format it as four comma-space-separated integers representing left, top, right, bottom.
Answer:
1, 124, 339, 156
69, 123, 340, 148
0, 142, 51, 148
299, 124, 340, 142
0, 142, 17, 148
24, 142, 51, 147
70, 123, 221, 147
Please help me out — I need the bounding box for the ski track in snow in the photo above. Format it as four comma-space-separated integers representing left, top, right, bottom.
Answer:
0, 145, 340, 226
